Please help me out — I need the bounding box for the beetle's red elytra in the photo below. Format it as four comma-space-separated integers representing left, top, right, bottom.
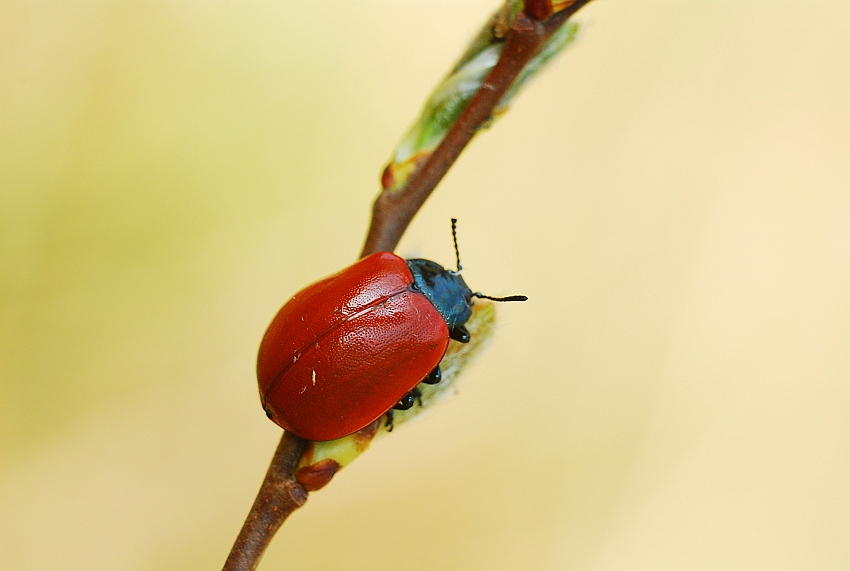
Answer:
257, 252, 449, 441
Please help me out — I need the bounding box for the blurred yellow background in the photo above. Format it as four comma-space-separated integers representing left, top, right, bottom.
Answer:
2, 1, 849, 569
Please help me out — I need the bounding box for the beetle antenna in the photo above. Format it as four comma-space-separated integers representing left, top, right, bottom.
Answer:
472, 292, 528, 302
451, 218, 462, 273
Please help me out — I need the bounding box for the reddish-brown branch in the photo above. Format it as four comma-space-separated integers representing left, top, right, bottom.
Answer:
223, 2, 594, 569
222, 432, 308, 571
524, 0, 554, 22
360, 0, 593, 257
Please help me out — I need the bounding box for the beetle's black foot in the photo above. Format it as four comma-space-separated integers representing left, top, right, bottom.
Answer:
387, 388, 425, 431
393, 392, 416, 411
422, 366, 442, 385
449, 325, 470, 343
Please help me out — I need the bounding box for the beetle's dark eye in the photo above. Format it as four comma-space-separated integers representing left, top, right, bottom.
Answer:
409, 282, 421, 292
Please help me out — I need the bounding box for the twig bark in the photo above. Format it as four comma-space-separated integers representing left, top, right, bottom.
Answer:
361, 2, 593, 256
222, 432, 308, 571
223, 2, 593, 569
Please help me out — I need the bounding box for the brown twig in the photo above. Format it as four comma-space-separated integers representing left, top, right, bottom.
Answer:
361, 1, 593, 256
223, 2, 593, 569
222, 432, 308, 571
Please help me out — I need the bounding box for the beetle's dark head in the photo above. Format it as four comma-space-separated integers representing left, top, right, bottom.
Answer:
407, 258, 473, 329
406, 219, 527, 330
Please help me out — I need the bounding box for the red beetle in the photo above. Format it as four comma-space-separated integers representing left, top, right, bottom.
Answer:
257, 220, 526, 441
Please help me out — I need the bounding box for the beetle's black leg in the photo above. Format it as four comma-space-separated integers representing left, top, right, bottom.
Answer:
422, 365, 442, 385
387, 387, 426, 431
449, 325, 470, 343
393, 392, 416, 411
